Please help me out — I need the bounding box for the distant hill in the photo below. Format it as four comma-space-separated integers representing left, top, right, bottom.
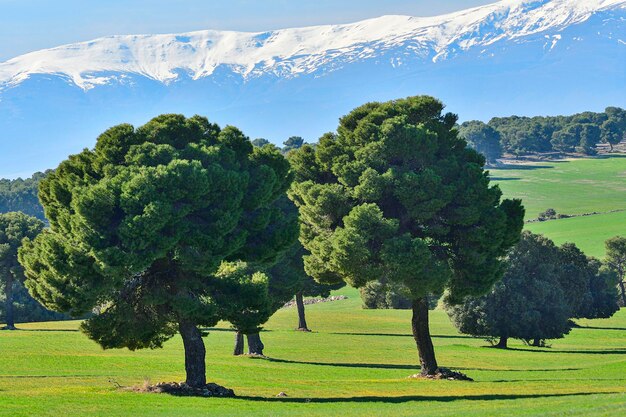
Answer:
0, 0, 624, 177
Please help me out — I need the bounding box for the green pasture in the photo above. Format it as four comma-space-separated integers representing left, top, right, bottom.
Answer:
491, 155, 626, 257
527, 211, 626, 258
1, 287, 625, 416
490, 155, 626, 219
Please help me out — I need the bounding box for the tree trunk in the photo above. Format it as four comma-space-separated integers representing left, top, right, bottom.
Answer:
178, 320, 206, 388
246, 332, 265, 356
3, 274, 16, 330
295, 291, 310, 331
496, 336, 508, 349
233, 331, 244, 356
618, 280, 626, 307
411, 297, 438, 375
532, 338, 542, 347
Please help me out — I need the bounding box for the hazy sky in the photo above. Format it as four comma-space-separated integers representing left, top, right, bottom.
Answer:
0, 0, 495, 61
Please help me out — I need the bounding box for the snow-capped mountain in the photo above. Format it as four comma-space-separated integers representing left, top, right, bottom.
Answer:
0, 0, 625, 177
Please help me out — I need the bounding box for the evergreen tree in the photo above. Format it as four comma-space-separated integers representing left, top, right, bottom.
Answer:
282, 136, 305, 154
0, 212, 44, 330
18, 114, 297, 388
0, 172, 49, 220
458, 121, 502, 165
584, 259, 620, 319
289, 96, 524, 376
601, 107, 626, 152
251, 138, 271, 148
605, 236, 626, 306
447, 232, 572, 348
448, 233, 619, 348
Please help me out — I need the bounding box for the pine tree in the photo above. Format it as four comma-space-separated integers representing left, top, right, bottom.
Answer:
289, 96, 524, 376
18, 114, 298, 388
0, 212, 44, 330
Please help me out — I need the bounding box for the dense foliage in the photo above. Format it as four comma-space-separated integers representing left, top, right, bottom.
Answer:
0, 212, 45, 329
486, 107, 625, 155
0, 172, 48, 220
447, 232, 619, 348
289, 95, 524, 375
457, 121, 502, 164
18, 114, 298, 388
605, 236, 626, 306
0, 281, 67, 324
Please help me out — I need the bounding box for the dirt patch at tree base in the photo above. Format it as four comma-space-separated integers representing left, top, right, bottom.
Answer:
133, 381, 236, 397
408, 368, 473, 381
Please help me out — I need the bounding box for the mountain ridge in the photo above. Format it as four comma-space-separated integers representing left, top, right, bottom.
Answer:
0, 0, 624, 178
1, 0, 624, 90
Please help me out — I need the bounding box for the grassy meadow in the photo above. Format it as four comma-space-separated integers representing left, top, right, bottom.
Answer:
1, 286, 625, 417
1, 155, 625, 416
490, 155, 626, 257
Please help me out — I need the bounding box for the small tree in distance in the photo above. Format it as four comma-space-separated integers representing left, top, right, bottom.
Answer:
289, 96, 524, 377
18, 114, 297, 390
458, 121, 502, 165
282, 136, 305, 154
0, 212, 44, 330
605, 236, 626, 306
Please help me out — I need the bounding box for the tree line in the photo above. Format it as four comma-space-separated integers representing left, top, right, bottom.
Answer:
459, 107, 626, 163
0, 96, 623, 392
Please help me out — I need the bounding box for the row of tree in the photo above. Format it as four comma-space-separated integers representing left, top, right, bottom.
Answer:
2, 97, 525, 388
3, 96, 619, 390
459, 107, 626, 162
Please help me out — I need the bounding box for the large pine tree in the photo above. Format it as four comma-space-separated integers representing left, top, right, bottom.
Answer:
18, 114, 297, 388
289, 96, 524, 376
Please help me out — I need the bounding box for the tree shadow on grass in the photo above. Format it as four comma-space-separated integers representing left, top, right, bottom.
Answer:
200, 327, 274, 333
234, 391, 619, 404
13, 328, 79, 332
330, 332, 474, 340
490, 177, 522, 181
491, 378, 626, 383
501, 348, 626, 355
453, 367, 582, 372
266, 357, 417, 370
579, 326, 626, 331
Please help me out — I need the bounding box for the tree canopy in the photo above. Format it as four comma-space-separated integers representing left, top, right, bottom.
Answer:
0, 172, 49, 220
605, 236, 626, 306
458, 121, 502, 164
18, 114, 298, 388
488, 107, 625, 155
282, 136, 305, 154
448, 232, 619, 348
288, 95, 524, 376
0, 212, 44, 329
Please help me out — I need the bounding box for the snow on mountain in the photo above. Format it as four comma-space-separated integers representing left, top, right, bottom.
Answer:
1, 0, 624, 90
0, 0, 624, 178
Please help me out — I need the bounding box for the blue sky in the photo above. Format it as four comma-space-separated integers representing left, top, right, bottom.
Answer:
0, 0, 494, 61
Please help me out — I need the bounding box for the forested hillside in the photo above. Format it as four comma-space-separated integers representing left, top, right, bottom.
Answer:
459, 107, 626, 161
0, 171, 48, 220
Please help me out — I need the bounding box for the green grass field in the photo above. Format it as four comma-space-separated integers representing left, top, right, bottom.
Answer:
490, 155, 626, 257
2, 156, 625, 416
1, 287, 625, 417
526, 211, 626, 258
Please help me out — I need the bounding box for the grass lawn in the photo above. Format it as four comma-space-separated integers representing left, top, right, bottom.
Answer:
490, 155, 626, 219
527, 211, 626, 258
1, 287, 625, 416
491, 155, 626, 257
